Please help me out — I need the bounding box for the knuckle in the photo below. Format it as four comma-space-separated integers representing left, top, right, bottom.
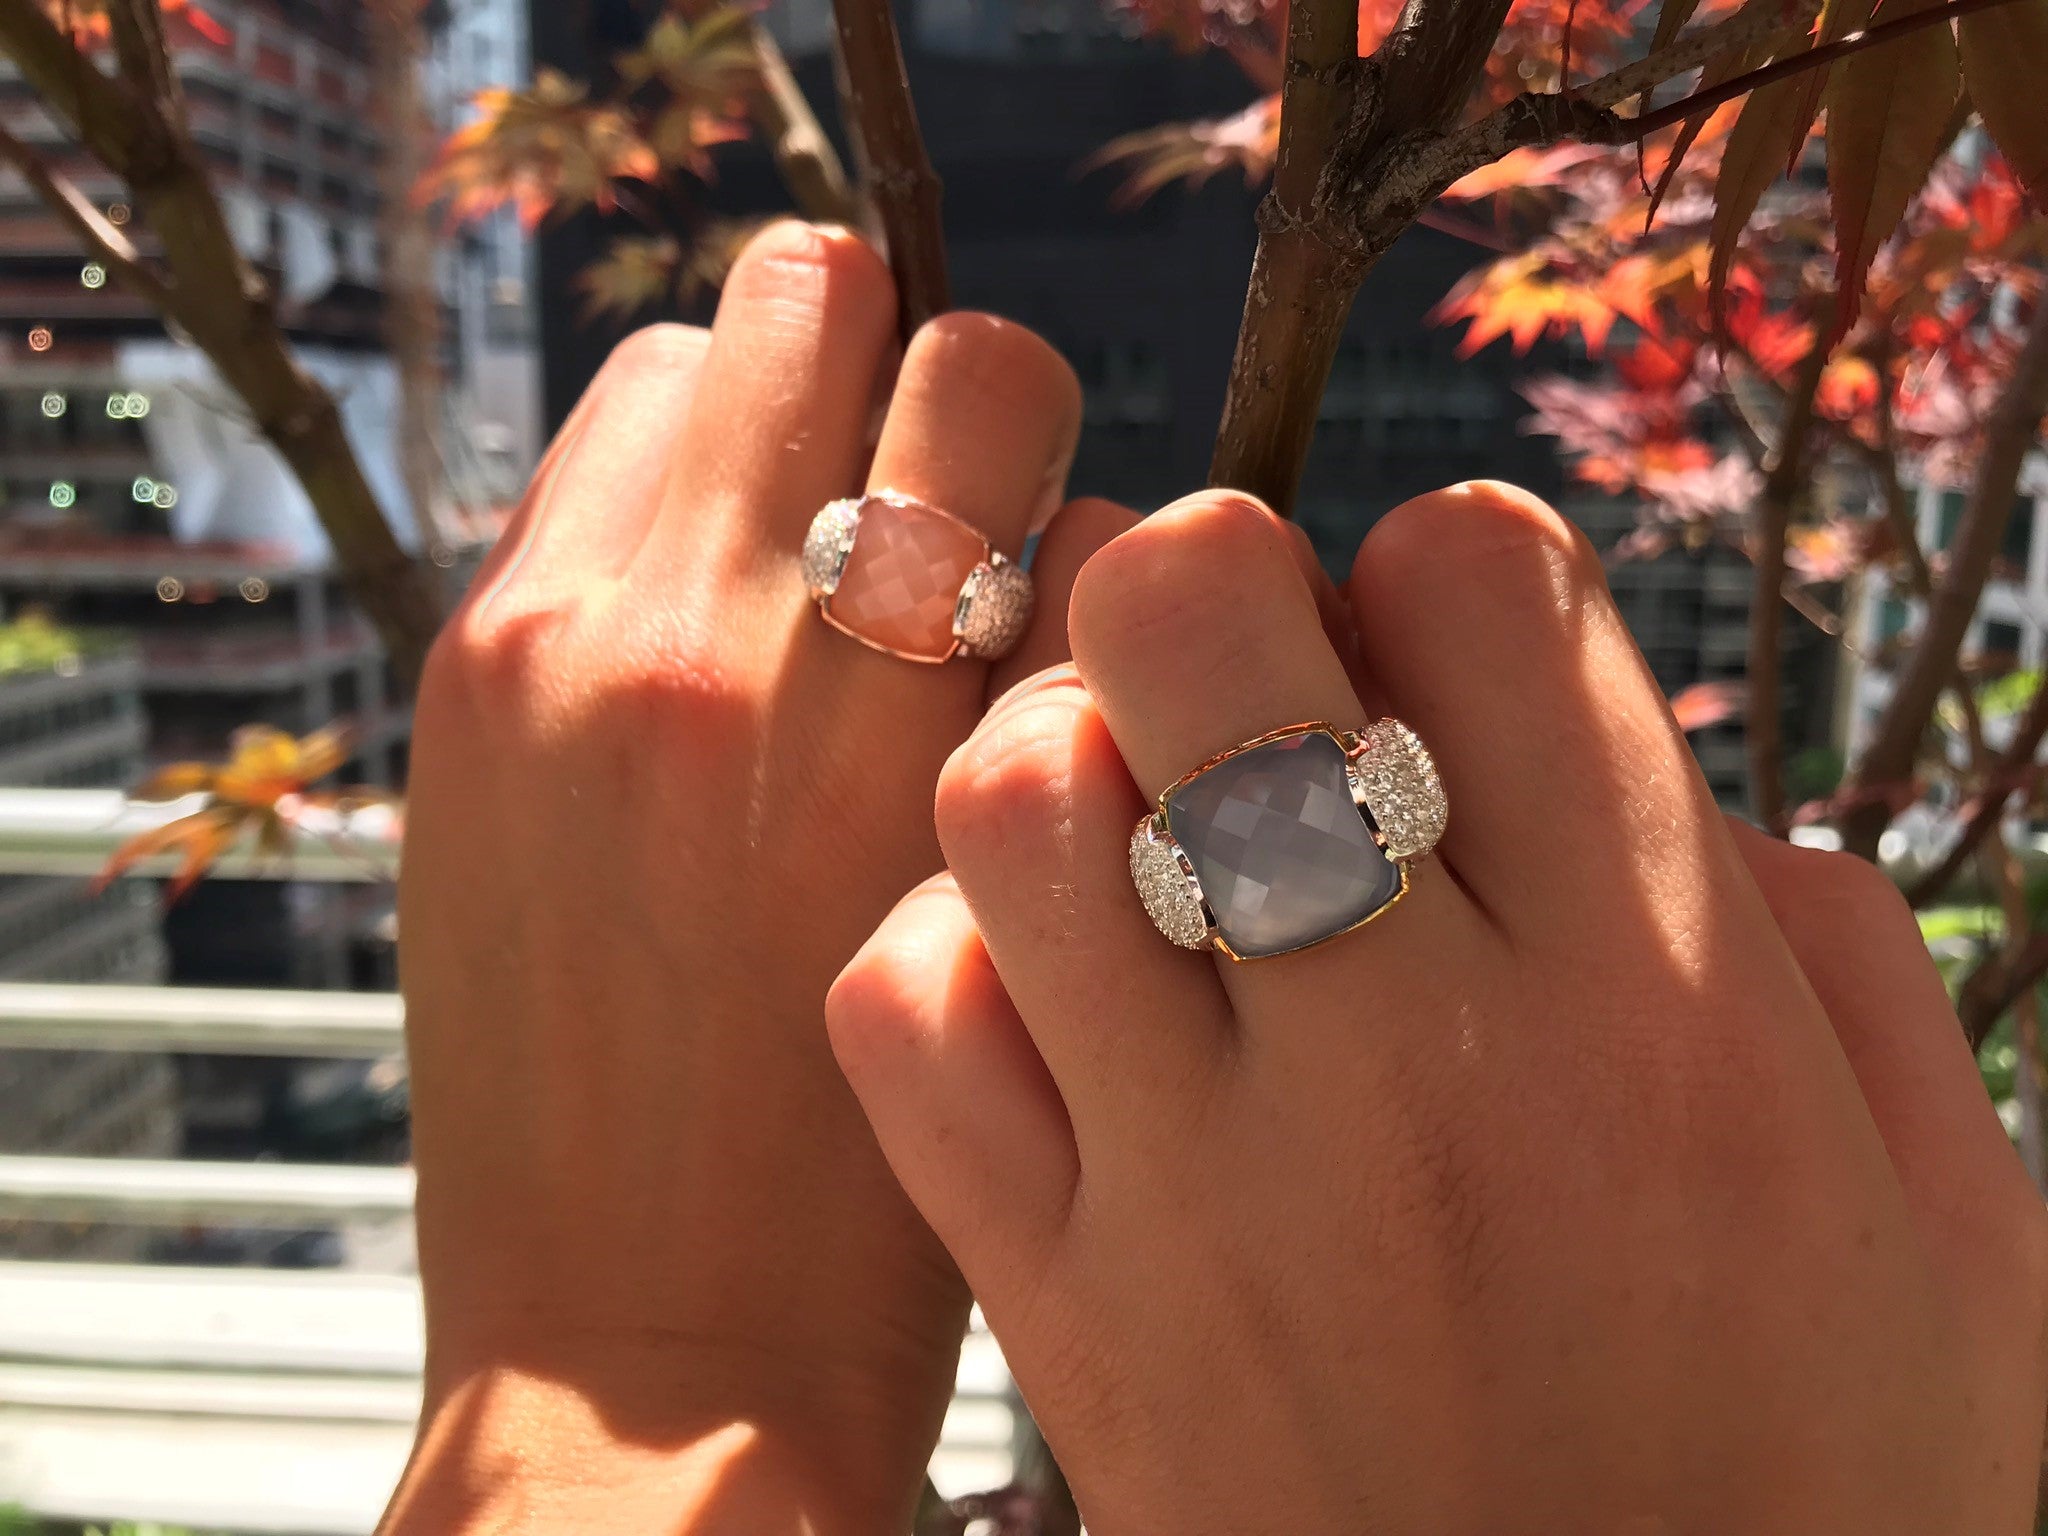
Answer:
601, 321, 709, 385
417, 598, 559, 721
935, 692, 1086, 869
1362, 479, 1605, 609
1070, 494, 1297, 671
823, 944, 920, 1071
901, 311, 1082, 427
724, 219, 890, 308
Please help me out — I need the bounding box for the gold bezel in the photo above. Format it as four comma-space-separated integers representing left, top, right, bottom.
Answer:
1154, 721, 1412, 963
814, 489, 992, 665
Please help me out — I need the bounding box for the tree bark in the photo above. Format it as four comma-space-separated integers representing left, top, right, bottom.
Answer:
831, 0, 948, 339
1210, 0, 1520, 512
1746, 337, 1827, 829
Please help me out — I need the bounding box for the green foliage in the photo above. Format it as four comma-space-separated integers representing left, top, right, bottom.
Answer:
1784, 746, 1845, 804
0, 610, 85, 677
1976, 666, 2042, 721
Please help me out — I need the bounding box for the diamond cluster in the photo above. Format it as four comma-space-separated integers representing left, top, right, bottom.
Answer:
800, 498, 862, 598
954, 555, 1035, 661
1347, 719, 1447, 860
1128, 817, 1210, 949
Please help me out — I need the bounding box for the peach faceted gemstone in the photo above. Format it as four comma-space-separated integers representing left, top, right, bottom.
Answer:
828, 497, 986, 660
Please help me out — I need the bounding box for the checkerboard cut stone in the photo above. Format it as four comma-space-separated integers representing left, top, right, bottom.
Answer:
829, 497, 984, 659
1165, 730, 1400, 958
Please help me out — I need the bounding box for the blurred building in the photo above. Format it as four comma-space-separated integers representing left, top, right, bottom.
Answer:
532, 0, 1566, 531
0, 0, 535, 978
0, 638, 180, 1259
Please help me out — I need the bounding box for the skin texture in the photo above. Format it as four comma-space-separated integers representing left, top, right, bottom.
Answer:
380, 222, 1136, 1535
829, 485, 2048, 1536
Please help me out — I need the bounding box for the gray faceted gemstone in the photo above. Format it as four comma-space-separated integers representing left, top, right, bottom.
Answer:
1165, 730, 1400, 958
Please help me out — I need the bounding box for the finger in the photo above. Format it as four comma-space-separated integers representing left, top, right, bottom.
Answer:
935, 666, 1233, 1141
1728, 820, 2032, 1233
473, 324, 710, 611
1347, 482, 1725, 932
827, 872, 1078, 1277
868, 312, 1081, 562
646, 222, 897, 570
817, 312, 1080, 694
988, 497, 1139, 698
1066, 492, 1488, 1025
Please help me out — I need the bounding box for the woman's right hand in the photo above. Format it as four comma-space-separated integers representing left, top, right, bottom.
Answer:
830, 483, 2048, 1535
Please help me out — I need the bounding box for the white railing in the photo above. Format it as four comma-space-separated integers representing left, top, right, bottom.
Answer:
0, 787, 399, 882
0, 800, 1022, 1530
0, 1156, 415, 1226
0, 981, 403, 1056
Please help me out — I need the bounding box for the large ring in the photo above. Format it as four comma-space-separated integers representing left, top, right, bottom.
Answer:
1129, 720, 1446, 961
802, 491, 1033, 664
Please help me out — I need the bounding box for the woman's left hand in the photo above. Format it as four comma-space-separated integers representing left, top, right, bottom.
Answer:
384, 222, 1131, 1536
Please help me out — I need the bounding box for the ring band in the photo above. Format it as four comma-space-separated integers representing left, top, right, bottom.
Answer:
802, 491, 1033, 664
1129, 720, 1446, 961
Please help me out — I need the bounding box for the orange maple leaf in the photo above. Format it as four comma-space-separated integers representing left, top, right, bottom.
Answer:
96, 723, 392, 904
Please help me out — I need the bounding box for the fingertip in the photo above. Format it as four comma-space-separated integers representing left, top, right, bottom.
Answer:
1352, 479, 1605, 621
1069, 490, 1310, 686
987, 498, 1139, 695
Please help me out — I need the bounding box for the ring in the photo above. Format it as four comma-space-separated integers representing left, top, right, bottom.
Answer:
1128, 720, 1446, 961
802, 491, 1033, 664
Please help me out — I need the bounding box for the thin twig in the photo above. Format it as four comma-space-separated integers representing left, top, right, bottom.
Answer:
1839, 300, 2048, 862
831, 0, 948, 339
750, 22, 860, 226
1747, 335, 1828, 830
1362, 0, 2010, 244
1906, 689, 2048, 905
0, 120, 175, 311
1960, 921, 2048, 1051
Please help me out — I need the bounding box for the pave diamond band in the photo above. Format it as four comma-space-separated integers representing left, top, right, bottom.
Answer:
803, 491, 1033, 664
1128, 720, 1447, 961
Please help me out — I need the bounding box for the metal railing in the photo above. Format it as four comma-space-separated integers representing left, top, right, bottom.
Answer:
0, 787, 399, 882
0, 1156, 414, 1227
0, 980, 403, 1057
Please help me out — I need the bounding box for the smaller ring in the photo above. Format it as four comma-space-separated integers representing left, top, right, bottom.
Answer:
1128, 719, 1446, 961
802, 491, 1033, 664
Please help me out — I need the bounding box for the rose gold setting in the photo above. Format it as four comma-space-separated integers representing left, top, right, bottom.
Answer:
1129, 718, 1445, 963
804, 490, 1031, 664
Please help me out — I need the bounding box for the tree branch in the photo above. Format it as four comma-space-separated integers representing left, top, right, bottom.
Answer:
1356, 0, 2013, 250
1838, 299, 2048, 862
1747, 335, 1827, 830
0, 120, 175, 313
0, 0, 155, 175
1906, 694, 2048, 906
750, 23, 860, 227
831, 0, 948, 339
1210, 0, 1516, 509
1959, 920, 2048, 1051
0, 0, 446, 687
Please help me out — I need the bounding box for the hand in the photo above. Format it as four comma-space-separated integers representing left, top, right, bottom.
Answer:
382, 222, 1132, 1535
829, 484, 2048, 1535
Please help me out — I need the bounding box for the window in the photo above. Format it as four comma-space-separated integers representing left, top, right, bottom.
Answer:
2004, 494, 2036, 570
1983, 620, 2024, 663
